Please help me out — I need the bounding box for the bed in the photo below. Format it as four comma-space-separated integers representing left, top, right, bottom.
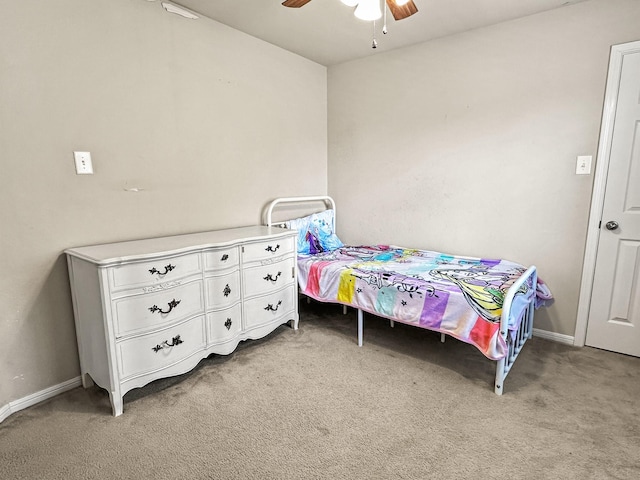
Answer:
265, 196, 553, 395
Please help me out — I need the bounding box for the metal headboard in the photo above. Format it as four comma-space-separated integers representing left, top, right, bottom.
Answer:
266, 195, 337, 229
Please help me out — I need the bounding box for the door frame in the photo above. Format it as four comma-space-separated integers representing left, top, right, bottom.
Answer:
575, 40, 640, 346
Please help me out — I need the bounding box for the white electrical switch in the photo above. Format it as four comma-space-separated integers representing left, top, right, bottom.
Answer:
576, 155, 592, 175
73, 151, 93, 175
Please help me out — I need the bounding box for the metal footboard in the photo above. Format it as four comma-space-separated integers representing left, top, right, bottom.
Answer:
494, 266, 537, 395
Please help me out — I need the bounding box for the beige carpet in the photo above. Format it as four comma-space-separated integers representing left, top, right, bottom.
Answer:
1, 301, 639, 480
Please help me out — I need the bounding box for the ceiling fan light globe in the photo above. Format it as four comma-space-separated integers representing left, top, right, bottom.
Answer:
354, 0, 382, 21
340, 0, 360, 6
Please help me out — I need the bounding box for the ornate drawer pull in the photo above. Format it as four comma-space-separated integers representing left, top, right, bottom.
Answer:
149, 264, 175, 276
265, 244, 280, 253
152, 335, 183, 353
223, 284, 231, 297
221, 254, 229, 261
263, 271, 282, 283
224, 318, 232, 330
148, 299, 181, 315
264, 300, 283, 312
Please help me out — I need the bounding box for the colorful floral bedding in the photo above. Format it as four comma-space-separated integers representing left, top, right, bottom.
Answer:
297, 245, 553, 360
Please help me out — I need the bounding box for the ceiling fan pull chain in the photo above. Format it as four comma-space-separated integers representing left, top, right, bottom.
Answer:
372, 19, 378, 48
383, 0, 388, 34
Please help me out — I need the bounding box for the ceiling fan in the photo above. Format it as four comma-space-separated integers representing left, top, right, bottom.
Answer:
282, 0, 419, 22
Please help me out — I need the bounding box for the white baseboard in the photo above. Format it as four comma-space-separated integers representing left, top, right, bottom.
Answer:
0, 376, 81, 424
533, 328, 575, 346
0, 404, 11, 424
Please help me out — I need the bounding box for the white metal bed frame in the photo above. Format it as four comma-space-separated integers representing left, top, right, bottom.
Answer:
266, 195, 537, 395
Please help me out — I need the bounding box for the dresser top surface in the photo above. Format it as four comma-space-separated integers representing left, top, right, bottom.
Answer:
65, 225, 295, 265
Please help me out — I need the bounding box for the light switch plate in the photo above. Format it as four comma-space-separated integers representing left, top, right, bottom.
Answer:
576, 155, 592, 175
74, 151, 93, 175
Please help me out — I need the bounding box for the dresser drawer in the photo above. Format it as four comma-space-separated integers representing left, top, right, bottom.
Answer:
207, 304, 242, 344
116, 315, 206, 379
113, 280, 204, 337
204, 247, 239, 271
205, 271, 241, 309
242, 236, 295, 263
244, 287, 295, 329
243, 257, 295, 297
109, 253, 201, 291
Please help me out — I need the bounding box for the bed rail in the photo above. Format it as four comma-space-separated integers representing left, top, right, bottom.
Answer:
266, 195, 336, 228
494, 265, 537, 395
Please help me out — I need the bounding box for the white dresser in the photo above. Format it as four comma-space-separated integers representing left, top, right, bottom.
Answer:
65, 226, 298, 416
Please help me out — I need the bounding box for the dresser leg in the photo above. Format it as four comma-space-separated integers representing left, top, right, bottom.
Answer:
109, 392, 123, 417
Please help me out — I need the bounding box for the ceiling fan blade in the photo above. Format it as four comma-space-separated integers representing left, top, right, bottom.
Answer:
386, 0, 418, 21
282, 0, 313, 7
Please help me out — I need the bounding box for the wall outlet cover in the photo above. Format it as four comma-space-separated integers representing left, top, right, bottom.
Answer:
576, 155, 592, 175
74, 151, 93, 175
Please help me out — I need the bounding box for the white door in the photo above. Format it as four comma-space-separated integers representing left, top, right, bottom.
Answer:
585, 44, 640, 357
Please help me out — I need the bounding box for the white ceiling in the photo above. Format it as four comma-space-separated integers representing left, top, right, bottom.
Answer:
168, 0, 587, 66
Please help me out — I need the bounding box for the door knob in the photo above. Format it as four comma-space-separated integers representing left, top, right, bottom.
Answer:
605, 221, 619, 231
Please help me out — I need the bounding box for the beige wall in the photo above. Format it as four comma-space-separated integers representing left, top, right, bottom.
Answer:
0, 0, 327, 407
328, 0, 640, 337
